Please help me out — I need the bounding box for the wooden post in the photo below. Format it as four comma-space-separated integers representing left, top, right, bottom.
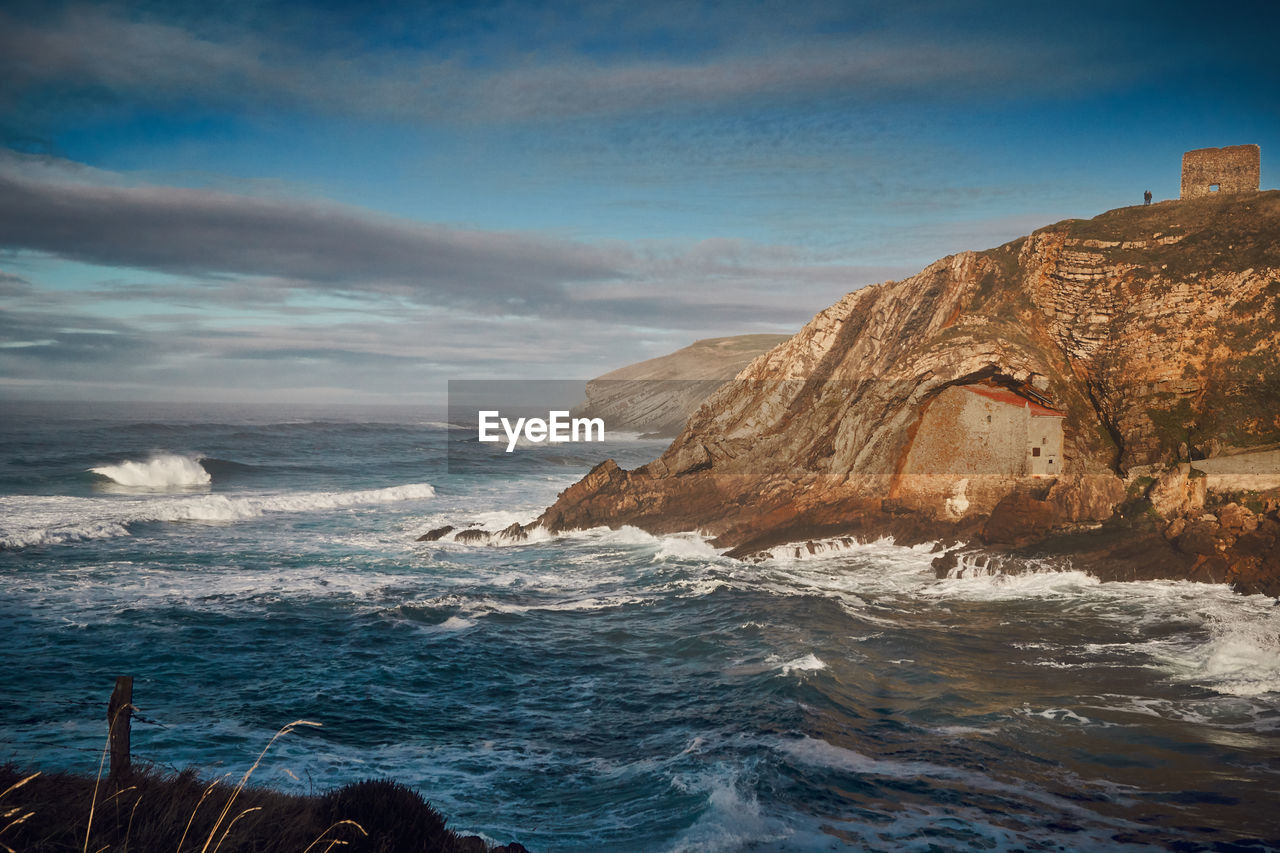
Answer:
107, 676, 133, 785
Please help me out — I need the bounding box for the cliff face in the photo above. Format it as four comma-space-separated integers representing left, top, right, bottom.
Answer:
536, 192, 1280, 588
575, 334, 790, 437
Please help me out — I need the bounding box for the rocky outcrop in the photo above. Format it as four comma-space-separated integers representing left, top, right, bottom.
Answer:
1148, 465, 1207, 518
576, 334, 790, 436
529, 192, 1280, 592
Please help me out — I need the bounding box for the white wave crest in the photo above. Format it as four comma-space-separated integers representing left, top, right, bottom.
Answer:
1157, 606, 1280, 697
91, 452, 210, 489
653, 532, 721, 562
774, 653, 827, 676
760, 534, 921, 563
923, 566, 1098, 600
0, 483, 436, 549
434, 522, 721, 553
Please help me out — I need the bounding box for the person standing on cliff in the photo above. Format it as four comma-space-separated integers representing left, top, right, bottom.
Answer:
1144, 190, 1152, 205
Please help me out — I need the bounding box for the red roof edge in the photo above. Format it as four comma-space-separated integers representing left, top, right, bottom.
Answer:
960, 383, 1066, 417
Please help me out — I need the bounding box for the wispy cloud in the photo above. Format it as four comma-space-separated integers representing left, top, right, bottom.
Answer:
0, 270, 35, 298
0, 165, 618, 313
0, 4, 1145, 127
0, 155, 898, 329
0, 155, 907, 399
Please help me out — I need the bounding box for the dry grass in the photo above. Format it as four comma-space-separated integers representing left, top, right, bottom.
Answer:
0, 721, 527, 853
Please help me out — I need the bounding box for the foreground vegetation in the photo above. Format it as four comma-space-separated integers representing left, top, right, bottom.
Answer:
0, 765, 528, 853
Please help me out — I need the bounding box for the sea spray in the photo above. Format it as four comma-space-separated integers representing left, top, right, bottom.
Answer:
0, 482, 436, 549
91, 452, 211, 489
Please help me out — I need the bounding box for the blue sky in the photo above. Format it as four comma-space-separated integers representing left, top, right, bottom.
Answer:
1, 0, 1277, 403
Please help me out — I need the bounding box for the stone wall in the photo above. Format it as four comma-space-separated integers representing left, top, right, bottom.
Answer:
1180, 145, 1260, 199
902, 385, 1029, 477
1027, 414, 1063, 476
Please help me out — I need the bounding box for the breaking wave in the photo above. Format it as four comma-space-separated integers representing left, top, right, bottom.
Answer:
90, 452, 211, 489
1154, 603, 1280, 697
0, 483, 436, 549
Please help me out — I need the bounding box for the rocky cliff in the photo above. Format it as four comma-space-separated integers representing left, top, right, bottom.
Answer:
575, 334, 791, 436
536, 192, 1280, 593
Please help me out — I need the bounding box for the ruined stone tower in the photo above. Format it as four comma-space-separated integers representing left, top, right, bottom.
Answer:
1181, 145, 1260, 199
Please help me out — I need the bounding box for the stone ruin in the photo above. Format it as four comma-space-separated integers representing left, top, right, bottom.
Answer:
1181, 144, 1260, 199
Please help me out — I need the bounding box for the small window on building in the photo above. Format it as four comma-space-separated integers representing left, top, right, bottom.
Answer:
1210, 184, 1220, 192
1032, 447, 1041, 457
986, 414, 992, 423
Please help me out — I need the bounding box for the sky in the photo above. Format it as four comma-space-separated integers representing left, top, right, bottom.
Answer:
1, 0, 1277, 405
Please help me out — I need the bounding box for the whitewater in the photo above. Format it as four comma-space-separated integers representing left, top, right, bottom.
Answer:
1, 401, 1278, 851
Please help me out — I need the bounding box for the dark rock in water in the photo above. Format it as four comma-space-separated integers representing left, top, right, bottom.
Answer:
931, 549, 960, 578
496, 522, 527, 542
417, 525, 455, 542
454, 529, 491, 544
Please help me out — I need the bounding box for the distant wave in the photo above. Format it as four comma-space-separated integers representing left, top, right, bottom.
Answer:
0, 483, 437, 549
198, 457, 260, 477
90, 452, 211, 489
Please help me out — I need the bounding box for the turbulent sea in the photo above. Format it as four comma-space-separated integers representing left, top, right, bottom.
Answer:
3, 401, 1280, 851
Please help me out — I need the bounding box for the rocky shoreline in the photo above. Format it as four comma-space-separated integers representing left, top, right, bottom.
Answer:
431, 194, 1280, 598
421, 458, 1280, 598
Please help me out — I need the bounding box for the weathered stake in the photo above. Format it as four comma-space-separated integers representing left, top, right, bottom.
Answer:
107, 675, 133, 785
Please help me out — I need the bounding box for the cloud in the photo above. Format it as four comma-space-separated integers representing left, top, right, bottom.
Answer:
0, 270, 35, 298
0, 156, 909, 400
0, 156, 901, 332
0, 165, 620, 313
0, 4, 1148, 127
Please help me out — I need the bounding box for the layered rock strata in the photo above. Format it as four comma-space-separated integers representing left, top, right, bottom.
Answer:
524, 193, 1280, 592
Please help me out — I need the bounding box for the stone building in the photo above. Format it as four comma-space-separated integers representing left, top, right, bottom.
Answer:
901, 382, 1065, 478
1181, 145, 1260, 199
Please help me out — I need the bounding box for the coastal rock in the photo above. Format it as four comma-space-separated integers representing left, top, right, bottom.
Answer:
533, 193, 1280, 592
1045, 473, 1126, 522
453, 529, 491, 544
1217, 502, 1258, 534
1164, 517, 1187, 540
1222, 516, 1280, 597
1175, 521, 1220, 556
1148, 465, 1207, 519
417, 525, 455, 542
980, 492, 1059, 545
496, 522, 529, 542
1235, 521, 1278, 558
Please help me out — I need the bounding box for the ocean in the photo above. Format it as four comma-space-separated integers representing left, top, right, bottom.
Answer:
2, 401, 1278, 851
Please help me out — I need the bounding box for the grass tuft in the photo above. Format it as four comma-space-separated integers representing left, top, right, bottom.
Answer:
0, 758, 526, 852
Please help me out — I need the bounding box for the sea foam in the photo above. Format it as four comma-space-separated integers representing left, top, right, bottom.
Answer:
91, 452, 211, 489
0, 483, 437, 549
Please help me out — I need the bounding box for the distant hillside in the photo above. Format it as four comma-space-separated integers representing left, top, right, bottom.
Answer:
577, 334, 790, 436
